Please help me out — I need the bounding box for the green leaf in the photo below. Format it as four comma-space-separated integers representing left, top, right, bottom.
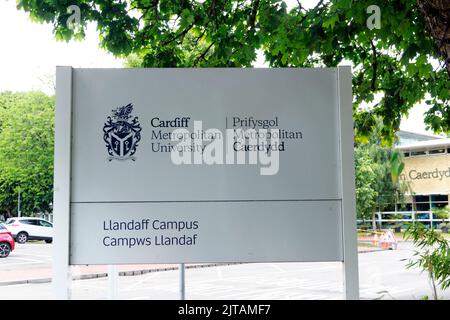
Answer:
322, 14, 339, 30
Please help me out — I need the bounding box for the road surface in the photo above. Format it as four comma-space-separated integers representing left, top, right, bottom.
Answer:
0, 241, 447, 299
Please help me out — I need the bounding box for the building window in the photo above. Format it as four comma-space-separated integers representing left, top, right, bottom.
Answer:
383, 203, 396, 212
397, 203, 412, 211
400, 213, 412, 219
402, 146, 450, 158
416, 212, 430, 220
414, 195, 430, 211
431, 194, 448, 202
368, 194, 449, 230
428, 148, 446, 154
416, 202, 430, 211
413, 194, 449, 212
410, 150, 426, 156
431, 194, 449, 209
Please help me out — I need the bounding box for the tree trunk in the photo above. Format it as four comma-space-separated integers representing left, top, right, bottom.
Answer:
417, 0, 450, 77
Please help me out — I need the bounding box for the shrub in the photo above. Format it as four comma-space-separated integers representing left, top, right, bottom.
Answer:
404, 223, 450, 299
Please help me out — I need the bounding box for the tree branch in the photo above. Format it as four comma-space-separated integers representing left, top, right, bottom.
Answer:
370, 40, 378, 91
248, 0, 260, 31
162, 20, 196, 45
194, 28, 207, 46
194, 41, 215, 66
438, 20, 450, 49
298, 0, 325, 25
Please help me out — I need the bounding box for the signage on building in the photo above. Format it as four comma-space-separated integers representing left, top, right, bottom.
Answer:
400, 155, 450, 194
401, 167, 450, 181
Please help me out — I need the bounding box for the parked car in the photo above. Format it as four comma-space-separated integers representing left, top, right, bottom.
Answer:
0, 224, 15, 257
5, 217, 53, 244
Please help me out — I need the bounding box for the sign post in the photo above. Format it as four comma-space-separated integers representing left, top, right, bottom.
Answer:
180, 263, 186, 300
108, 265, 119, 299
338, 66, 360, 300
53, 67, 359, 299
53, 66, 73, 299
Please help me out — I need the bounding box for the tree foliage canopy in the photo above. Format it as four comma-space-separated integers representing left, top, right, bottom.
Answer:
16, 0, 450, 139
354, 120, 409, 227
0, 92, 54, 217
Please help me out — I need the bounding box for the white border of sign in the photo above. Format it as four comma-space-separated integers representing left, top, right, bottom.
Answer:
337, 66, 359, 300
53, 66, 73, 299
52, 66, 359, 300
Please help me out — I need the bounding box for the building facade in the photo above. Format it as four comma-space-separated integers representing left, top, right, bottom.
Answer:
376, 132, 450, 229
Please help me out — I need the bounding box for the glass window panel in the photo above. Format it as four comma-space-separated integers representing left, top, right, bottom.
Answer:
39, 220, 52, 227
432, 202, 448, 209
415, 195, 429, 203
428, 149, 445, 154
416, 202, 430, 211
431, 194, 448, 203
416, 213, 430, 219
398, 203, 412, 211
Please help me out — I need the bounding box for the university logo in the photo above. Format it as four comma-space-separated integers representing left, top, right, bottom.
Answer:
103, 103, 142, 161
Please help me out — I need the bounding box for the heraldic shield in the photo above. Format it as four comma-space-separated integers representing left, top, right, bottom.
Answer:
103, 103, 142, 161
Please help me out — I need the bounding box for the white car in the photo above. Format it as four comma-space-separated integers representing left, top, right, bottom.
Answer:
5, 217, 53, 244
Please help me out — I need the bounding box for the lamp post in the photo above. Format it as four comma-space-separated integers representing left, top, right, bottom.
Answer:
49, 202, 53, 223
17, 188, 21, 218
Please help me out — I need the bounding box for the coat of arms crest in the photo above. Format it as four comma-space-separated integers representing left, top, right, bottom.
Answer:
103, 103, 142, 161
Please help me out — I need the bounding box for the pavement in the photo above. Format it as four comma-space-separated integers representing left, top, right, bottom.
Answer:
0, 241, 382, 286
1, 241, 448, 300
0, 241, 231, 285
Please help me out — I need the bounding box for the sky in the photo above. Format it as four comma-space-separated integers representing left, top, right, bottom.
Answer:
0, 1, 123, 94
0, 0, 440, 136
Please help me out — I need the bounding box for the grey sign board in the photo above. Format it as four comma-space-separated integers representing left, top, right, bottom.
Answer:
53, 67, 358, 298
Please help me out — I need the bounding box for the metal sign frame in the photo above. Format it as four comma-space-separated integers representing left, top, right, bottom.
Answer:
52, 66, 359, 299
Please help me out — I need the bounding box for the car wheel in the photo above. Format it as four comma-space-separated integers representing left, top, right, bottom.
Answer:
16, 232, 28, 244
0, 242, 11, 258
45, 239, 52, 244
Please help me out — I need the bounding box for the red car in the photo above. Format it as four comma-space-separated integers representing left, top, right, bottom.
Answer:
0, 224, 15, 258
